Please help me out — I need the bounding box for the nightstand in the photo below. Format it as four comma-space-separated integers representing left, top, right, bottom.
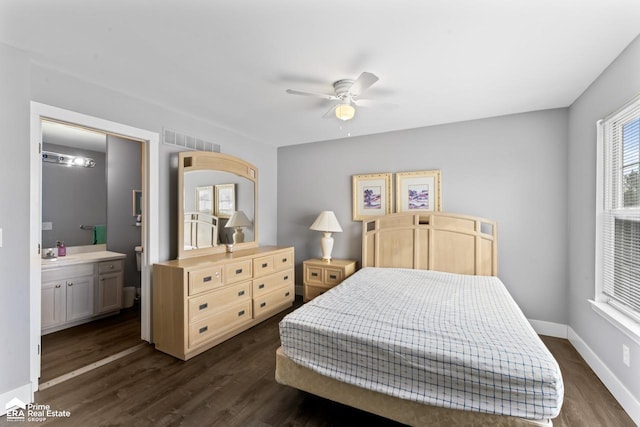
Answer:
303, 258, 357, 302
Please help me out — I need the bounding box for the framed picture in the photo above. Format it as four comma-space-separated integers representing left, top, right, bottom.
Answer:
215, 183, 236, 218
195, 186, 214, 213
132, 190, 142, 216
395, 170, 441, 213
352, 173, 392, 221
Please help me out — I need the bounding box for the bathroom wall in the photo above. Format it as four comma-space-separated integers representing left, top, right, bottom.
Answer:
41, 143, 106, 248
106, 135, 142, 289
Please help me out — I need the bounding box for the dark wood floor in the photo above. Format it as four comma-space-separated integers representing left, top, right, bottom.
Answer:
10, 304, 634, 426
40, 306, 143, 383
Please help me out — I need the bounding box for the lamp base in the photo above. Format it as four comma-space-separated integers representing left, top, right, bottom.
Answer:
233, 228, 245, 244
320, 232, 334, 261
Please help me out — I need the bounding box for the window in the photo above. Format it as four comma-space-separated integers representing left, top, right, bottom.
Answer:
596, 95, 640, 326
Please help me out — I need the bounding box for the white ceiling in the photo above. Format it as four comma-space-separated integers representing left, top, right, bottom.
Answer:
2, 0, 639, 147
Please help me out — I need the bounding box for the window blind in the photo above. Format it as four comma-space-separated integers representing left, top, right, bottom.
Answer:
601, 98, 640, 319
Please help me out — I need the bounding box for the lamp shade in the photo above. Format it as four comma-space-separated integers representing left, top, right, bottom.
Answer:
310, 211, 342, 233
225, 210, 252, 228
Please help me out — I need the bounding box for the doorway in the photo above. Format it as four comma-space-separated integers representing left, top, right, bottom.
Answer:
29, 102, 159, 391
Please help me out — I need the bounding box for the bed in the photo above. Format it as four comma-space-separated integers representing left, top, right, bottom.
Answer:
275, 212, 564, 426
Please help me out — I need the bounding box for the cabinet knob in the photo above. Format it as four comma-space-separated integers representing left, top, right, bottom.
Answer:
235, 268, 243, 274
260, 302, 266, 308
238, 290, 245, 296
283, 275, 289, 280
199, 303, 208, 310
258, 284, 265, 289
199, 326, 208, 334
285, 291, 290, 297
67, 282, 73, 287
262, 263, 268, 268
238, 310, 245, 317
55, 284, 61, 288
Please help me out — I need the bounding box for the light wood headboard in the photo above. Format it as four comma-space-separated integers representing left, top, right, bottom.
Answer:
362, 212, 497, 276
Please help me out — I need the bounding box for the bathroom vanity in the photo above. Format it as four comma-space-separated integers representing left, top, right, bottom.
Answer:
41, 247, 126, 334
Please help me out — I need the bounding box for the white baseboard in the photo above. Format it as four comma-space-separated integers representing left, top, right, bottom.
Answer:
568, 327, 640, 425
0, 382, 34, 416
528, 319, 568, 338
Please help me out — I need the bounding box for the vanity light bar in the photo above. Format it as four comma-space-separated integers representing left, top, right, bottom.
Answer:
42, 150, 96, 168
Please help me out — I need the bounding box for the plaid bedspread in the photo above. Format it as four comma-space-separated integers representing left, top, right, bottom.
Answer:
279, 267, 564, 420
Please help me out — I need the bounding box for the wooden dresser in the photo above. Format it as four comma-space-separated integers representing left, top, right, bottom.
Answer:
153, 246, 294, 360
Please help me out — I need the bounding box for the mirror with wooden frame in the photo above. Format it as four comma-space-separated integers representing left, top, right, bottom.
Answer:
178, 151, 258, 259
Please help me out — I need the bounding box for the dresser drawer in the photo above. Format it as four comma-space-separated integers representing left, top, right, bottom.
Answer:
324, 267, 345, 286
253, 255, 275, 278
275, 249, 294, 271
253, 285, 294, 318
188, 266, 223, 295
188, 281, 251, 323
304, 265, 324, 285
98, 260, 123, 274
188, 300, 252, 349
252, 268, 293, 297
224, 259, 252, 284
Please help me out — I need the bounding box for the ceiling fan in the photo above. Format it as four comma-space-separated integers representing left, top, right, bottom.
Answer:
286, 72, 379, 121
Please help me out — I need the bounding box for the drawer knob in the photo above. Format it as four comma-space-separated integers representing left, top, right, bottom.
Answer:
199, 326, 208, 334
203, 276, 212, 282
258, 284, 265, 289
285, 291, 290, 297
282, 258, 287, 262
283, 275, 289, 280
55, 284, 61, 288
199, 303, 208, 310
238, 310, 245, 317
262, 263, 268, 268
329, 274, 337, 280
236, 268, 243, 274
67, 282, 73, 287
260, 302, 266, 308
238, 290, 245, 296
311, 272, 318, 277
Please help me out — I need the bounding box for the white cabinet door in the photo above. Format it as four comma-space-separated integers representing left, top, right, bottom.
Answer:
66, 275, 95, 321
97, 272, 122, 314
42, 280, 65, 329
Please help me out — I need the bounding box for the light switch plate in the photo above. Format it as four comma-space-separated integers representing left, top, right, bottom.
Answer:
0, 228, 2, 247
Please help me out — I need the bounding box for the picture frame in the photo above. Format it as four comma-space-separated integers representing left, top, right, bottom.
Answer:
195, 186, 214, 213
352, 173, 392, 221
132, 190, 142, 216
215, 183, 236, 218
395, 170, 441, 213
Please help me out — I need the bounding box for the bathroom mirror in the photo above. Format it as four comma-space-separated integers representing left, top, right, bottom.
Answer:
177, 151, 258, 259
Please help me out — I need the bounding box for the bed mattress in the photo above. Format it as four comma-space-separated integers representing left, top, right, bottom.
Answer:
279, 267, 564, 420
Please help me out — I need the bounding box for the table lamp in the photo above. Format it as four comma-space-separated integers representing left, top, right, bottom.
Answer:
226, 210, 252, 244
309, 211, 343, 261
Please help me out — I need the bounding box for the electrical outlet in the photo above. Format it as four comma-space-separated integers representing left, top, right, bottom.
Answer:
42, 221, 53, 231
623, 344, 630, 367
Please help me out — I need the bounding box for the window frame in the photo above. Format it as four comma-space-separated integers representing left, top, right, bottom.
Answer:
593, 94, 640, 345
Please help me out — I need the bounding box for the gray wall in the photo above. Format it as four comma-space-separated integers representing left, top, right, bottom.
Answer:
106, 135, 142, 289
568, 34, 640, 400
0, 41, 31, 403
41, 143, 106, 248
278, 108, 569, 323
0, 41, 279, 401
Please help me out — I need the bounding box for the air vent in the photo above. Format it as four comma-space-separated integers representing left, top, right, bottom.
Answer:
163, 128, 220, 153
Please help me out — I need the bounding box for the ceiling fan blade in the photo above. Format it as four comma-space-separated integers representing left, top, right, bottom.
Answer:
286, 89, 337, 100
348, 72, 379, 96
322, 104, 338, 119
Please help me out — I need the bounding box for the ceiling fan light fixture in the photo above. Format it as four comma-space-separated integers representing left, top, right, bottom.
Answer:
335, 103, 355, 121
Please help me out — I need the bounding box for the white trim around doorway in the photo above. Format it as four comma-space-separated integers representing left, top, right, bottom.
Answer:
29, 102, 159, 392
